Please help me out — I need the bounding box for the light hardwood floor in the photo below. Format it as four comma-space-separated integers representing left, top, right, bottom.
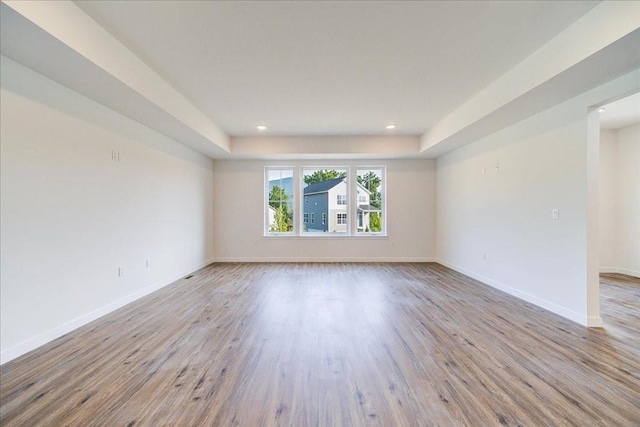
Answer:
1, 264, 639, 426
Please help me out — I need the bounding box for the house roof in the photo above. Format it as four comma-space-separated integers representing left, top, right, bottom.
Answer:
358, 205, 381, 212
303, 177, 345, 195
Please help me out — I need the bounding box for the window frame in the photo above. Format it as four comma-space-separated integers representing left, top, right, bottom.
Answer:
354, 166, 386, 236
264, 165, 386, 237
300, 166, 350, 236
264, 167, 296, 235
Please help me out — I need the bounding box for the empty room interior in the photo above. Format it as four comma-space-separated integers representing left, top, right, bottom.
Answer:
1, 1, 640, 425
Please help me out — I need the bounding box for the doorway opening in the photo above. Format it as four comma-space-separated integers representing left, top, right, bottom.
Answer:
597, 92, 640, 331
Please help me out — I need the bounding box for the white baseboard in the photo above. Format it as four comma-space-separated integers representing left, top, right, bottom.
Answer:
587, 316, 604, 327
213, 257, 437, 263
600, 267, 640, 278
0, 258, 214, 365
435, 258, 593, 327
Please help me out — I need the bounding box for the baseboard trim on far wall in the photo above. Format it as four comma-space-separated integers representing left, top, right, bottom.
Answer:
0, 258, 215, 365
435, 258, 597, 327
600, 267, 640, 278
213, 257, 437, 263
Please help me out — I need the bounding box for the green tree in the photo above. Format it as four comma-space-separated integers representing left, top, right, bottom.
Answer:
269, 185, 291, 232
369, 212, 382, 232
357, 171, 382, 208
269, 185, 288, 208
269, 185, 292, 216
304, 170, 346, 185
270, 205, 289, 232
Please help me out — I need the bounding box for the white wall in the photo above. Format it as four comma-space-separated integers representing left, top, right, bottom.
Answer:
616, 124, 640, 276
599, 129, 618, 269
212, 159, 435, 262
436, 70, 640, 327
600, 123, 640, 277
0, 57, 215, 364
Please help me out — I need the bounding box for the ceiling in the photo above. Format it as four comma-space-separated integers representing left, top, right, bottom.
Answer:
75, 1, 599, 136
600, 92, 640, 130
1, 1, 639, 159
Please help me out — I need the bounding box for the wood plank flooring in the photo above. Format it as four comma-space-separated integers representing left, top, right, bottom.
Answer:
1, 264, 639, 426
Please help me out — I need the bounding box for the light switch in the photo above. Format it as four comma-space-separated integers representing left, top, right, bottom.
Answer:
552, 209, 559, 220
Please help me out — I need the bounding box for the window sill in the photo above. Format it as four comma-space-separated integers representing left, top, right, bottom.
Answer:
263, 234, 388, 239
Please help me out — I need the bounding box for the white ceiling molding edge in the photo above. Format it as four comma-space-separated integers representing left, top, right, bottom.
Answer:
1, 0, 230, 156
420, 1, 640, 157
2, 1, 638, 160
231, 136, 421, 160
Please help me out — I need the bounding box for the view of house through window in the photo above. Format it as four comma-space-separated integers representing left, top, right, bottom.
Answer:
265, 166, 385, 235
266, 168, 294, 233
356, 168, 384, 233
302, 168, 348, 233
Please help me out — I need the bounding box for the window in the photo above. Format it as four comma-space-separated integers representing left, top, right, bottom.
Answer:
356, 167, 385, 234
302, 168, 348, 233
265, 168, 294, 234
265, 166, 384, 236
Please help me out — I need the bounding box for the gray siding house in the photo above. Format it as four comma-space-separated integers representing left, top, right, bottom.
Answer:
303, 178, 338, 232
303, 177, 380, 232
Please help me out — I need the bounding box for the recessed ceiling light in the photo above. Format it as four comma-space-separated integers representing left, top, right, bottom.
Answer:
598, 107, 606, 113
256, 125, 267, 131
386, 123, 396, 130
